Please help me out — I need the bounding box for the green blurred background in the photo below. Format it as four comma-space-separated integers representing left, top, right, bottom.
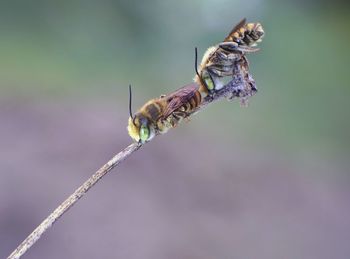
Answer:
1, 1, 349, 258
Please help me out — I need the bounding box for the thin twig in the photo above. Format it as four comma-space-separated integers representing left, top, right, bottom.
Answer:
7, 61, 254, 259
7, 143, 142, 259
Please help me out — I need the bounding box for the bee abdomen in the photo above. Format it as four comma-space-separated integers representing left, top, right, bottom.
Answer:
189, 91, 202, 111
194, 90, 202, 107
175, 91, 202, 118
189, 98, 196, 110
228, 23, 264, 47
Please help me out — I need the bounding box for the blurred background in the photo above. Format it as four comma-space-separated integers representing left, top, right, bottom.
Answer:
1, 0, 349, 258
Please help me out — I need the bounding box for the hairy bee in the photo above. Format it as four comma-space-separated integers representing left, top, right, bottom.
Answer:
195, 18, 264, 96
127, 84, 202, 143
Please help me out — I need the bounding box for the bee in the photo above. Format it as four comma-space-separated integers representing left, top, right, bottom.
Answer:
127, 84, 202, 143
195, 18, 264, 96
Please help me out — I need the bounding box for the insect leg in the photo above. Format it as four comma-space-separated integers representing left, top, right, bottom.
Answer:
218, 42, 239, 50
208, 64, 235, 77
219, 42, 259, 53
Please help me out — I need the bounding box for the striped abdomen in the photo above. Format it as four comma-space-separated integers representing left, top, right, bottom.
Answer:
181, 90, 202, 113
226, 22, 264, 47
166, 90, 202, 127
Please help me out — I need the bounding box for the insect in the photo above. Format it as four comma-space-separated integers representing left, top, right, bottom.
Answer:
194, 18, 264, 96
127, 84, 202, 143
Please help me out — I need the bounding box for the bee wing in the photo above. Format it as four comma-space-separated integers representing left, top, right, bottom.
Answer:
162, 84, 199, 118
224, 18, 247, 42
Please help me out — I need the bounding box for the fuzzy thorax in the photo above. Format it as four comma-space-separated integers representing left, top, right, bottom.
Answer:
127, 117, 140, 142
193, 46, 218, 94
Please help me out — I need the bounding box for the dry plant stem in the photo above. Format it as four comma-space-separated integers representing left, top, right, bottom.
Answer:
7, 142, 142, 259
8, 62, 251, 259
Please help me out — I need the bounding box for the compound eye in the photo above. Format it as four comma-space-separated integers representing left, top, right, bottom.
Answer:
139, 124, 150, 143
202, 71, 215, 91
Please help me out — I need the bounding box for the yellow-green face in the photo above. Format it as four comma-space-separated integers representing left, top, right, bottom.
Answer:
139, 124, 150, 143
127, 115, 152, 144
201, 69, 215, 92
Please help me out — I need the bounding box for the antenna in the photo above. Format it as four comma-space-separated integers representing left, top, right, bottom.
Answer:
195, 47, 201, 78
128, 84, 135, 125
195, 47, 207, 89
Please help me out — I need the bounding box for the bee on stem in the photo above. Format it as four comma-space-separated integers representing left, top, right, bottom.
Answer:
127, 84, 202, 143
195, 18, 264, 97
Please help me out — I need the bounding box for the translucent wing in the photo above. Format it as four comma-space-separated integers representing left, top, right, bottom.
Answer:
162, 83, 200, 118
224, 18, 246, 42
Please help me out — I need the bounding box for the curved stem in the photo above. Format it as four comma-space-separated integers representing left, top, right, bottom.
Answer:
7, 143, 142, 259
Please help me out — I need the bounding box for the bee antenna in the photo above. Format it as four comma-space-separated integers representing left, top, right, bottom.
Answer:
128, 84, 135, 124
194, 47, 201, 78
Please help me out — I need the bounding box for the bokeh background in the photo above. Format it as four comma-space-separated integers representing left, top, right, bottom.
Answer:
1, 0, 350, 258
